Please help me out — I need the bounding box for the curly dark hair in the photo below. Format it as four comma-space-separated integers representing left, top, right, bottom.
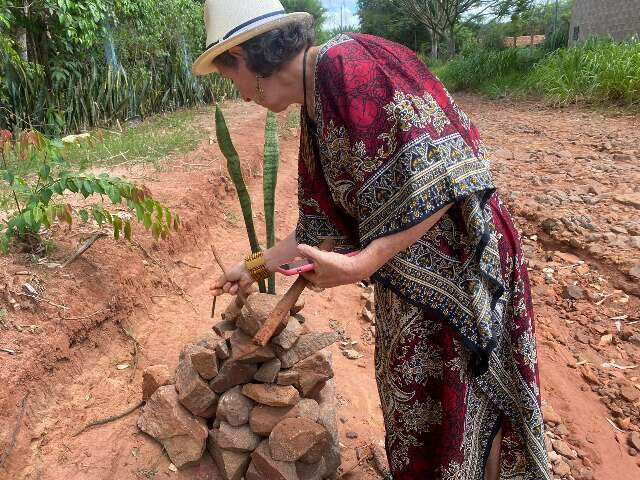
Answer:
214, 20, 315, 77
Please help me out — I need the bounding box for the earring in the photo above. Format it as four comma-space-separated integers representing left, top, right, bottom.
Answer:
255, 75, 265, 102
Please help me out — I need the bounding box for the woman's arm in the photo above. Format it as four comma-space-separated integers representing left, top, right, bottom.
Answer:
210, 231, 299, 295
298, 204, 452, 288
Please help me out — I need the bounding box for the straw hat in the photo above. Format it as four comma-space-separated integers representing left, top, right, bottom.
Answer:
192, 0, 313, 76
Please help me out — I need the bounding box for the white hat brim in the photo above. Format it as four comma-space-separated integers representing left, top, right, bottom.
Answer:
192, 12, 313, 76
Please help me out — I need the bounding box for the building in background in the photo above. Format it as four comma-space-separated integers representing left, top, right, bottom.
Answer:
569, 0, 640, 45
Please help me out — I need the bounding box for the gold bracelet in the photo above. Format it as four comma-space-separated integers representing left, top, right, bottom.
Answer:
244, 251, 271, 282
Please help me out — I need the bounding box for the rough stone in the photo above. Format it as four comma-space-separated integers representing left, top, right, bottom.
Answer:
314, 379, 341, 473
209, 361, 258, 394
237, 293, 283, 336
222, 298, 243, 322
207, 442, 251, 480
213, 319, 237, 338
250, 440, 299, 480
542, 404, 562, 425
620, 386, 640, 402
244, 462, 261, 480
197, 331, 225, 352
272, 317, 303, 350
217, 385, 255, 427
254, 358, 282, 383
249, 399, 320, 436
269, 417, 331, 463
276, 332, 339, 368
372, 441, 391, 477
291, 351, 334, 398
142, 364, 173, 401
229, 329, 276, 363
553, 439, 577, 460
614, 193, 640, 210
242, 383, 300, 407
216, 340, 231, 360
562, 284, 585, 300
175, 348, 218, 417
346, 431, 358, 439
629, 432, 640, 451
629, 265, 640, 280
212, 421, 261, 453
552, 459, 571, 477
137, 386, 208, 468
296, 459, 326, 480
184, 343, 219, 380
290, 297, 305, 316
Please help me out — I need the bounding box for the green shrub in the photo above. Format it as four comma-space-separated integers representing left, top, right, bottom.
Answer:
529, 38, 640, 106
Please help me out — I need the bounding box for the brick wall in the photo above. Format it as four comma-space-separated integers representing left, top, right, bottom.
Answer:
569, 0, 640, 45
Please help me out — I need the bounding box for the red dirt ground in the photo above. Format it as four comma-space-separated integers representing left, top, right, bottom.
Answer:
0, 95, 639, 480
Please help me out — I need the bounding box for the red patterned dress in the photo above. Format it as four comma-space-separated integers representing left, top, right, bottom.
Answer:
296, 34, 551, 480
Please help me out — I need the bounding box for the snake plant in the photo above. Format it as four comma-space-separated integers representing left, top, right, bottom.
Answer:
263, 111, 280, 294
215, 104, 267, 293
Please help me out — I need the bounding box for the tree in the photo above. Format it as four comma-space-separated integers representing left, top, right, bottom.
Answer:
391, 0, 532, 57
358, 0, 431, 52
281, 0, 327, 40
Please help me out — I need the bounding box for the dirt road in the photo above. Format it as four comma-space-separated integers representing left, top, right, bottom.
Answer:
0, 95, 638, 480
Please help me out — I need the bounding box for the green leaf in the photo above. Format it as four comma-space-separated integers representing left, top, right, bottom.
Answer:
151, 222, 161, 241
81, 180, 93, 198
113, 216, 122, 240
155, 203, 163, 222
92, 207, 104, 226
38, 164, 51, 181
32, 205, 43, 224
108, 186, 121, 204
3, 170, 15, 185
165, 208, 172, 229
124, 221, 132, 241
143, 212, 152, 230
79, 209, 89, 223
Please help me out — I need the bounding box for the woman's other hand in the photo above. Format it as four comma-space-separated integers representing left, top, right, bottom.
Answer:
297, 244, 365, 288
210, 261, 254, 296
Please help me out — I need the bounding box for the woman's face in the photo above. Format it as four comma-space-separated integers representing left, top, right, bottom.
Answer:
216, 47, 290, 113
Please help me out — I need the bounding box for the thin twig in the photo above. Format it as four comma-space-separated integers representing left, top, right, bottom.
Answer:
17, 292, 69, 310
62, 308, 105, 321
72, 401, 144, 437
210, 244, 250, 307
0, 392, 30, 468
174, 260, 202, 270
337, 444, 373, 479
1, 347, 16, 355
132, 241, 198, 314
62, 232, 108, 268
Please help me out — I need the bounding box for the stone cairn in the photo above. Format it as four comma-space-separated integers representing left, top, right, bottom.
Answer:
137, 292, 341, 480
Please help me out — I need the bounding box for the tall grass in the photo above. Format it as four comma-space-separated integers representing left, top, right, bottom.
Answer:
433, 46, 544, 93
1, 46, 236, 136
528, 38, 640, 106
434, 37, 640, 108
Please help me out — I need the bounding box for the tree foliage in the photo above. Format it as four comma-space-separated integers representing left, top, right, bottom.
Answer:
358, 0, 431, 52
390, 0, 533, 56
281, 0, 327, 40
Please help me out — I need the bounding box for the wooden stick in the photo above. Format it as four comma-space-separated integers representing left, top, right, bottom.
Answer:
0, 392, 29, 468
209, 244, 254, 317
62, 232, 108, 268
252, 239, 336, 347
72, 401, 144, 437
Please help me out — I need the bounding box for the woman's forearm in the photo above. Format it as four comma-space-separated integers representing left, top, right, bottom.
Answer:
354, 204, 453, 279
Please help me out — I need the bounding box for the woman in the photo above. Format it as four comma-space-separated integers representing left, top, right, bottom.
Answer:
195, 1, 550, 479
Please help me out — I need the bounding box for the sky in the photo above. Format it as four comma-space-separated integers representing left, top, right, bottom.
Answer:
321, 0, 360, 30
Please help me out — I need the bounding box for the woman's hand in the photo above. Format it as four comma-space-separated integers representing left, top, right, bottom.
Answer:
297, 244, 366, 288
210, 260, 254, 296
